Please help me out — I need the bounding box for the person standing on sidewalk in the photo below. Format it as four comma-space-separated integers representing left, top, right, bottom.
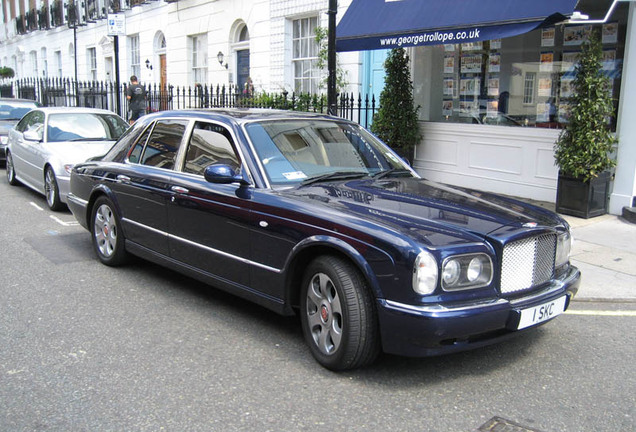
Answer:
126, 75, 146, 125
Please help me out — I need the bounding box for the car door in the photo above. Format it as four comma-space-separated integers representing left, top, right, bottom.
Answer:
167, 120, 252, 287
9, 110, 45, 188
113, 119, 189, 256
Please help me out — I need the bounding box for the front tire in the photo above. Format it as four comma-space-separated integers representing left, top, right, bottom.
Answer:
91, 196, 129, 266
300, 255, 380, 371
6, 151, 19, 186
44, 167, 64, 211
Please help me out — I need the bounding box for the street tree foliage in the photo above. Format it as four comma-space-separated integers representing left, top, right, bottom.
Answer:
554, 31, 617, 182
371, 47, 421, 163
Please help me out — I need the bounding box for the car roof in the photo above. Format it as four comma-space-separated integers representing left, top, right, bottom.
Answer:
143, 108, 347, 126
33, 106, 119, 115
0, 98, 40, 104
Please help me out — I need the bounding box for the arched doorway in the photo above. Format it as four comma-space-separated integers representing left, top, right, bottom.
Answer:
231, 22, 250, 95
154, 32, 168, 110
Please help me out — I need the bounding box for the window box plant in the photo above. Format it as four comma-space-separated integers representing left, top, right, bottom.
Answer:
554, 31, 617, 218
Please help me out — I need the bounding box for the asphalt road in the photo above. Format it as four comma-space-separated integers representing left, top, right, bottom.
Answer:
0, 174, 634, 432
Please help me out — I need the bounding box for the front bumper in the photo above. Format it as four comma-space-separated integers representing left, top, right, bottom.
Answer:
377, 265, 580, 357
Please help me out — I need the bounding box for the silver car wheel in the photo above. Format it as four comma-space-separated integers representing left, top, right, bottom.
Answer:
45, 169, 57, 207
305, 272, 344, 356
6, 152, 18, 185
94, 203, 118, 258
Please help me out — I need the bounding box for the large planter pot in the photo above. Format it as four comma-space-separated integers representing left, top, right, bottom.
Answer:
555, 171, 611, 219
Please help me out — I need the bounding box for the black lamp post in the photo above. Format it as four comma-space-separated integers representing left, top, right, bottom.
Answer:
327, 0, 337, 116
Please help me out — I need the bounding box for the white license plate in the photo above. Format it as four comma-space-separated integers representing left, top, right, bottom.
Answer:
517, 296, 567, 330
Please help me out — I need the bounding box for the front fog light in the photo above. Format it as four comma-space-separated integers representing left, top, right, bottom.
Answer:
413, 251, 438, 295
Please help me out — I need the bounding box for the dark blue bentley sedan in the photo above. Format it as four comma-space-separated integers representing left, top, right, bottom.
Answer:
68, 109, 580, 370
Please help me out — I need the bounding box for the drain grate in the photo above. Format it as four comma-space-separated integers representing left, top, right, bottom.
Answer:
478, 417, 545, 432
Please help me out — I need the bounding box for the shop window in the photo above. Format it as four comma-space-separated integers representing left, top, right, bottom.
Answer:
412, 3, 627, 130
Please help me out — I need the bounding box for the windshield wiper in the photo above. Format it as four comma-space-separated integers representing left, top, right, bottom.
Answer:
300, 171, 368, 186
371, 168, 412, 179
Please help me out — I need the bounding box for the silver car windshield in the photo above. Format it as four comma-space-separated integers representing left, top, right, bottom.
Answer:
47, 113, 129, 143
245, 120, 412, 186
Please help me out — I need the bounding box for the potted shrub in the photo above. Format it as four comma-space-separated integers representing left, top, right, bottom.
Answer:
371, 48, 421, 165
554, 30, 617, 218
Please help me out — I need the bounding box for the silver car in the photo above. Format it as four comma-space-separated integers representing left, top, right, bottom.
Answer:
6, 107, 128, 210
0, 98, 40, 162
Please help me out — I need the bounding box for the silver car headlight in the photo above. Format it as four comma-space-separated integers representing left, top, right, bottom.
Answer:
1, 136, 7, 145
412, 251, 438, 295
555, 231, 573, 268
441, 253, 493, 291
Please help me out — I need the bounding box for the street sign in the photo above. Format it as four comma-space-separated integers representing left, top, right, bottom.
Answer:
107, 14, 126, 36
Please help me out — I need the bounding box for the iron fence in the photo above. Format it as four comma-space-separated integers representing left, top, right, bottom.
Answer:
3, 77, 379, 128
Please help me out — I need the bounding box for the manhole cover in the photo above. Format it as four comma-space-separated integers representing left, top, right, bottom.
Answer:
478, 416, 545, 432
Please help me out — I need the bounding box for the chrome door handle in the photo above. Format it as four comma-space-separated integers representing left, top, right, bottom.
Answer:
171, 186, 189, 194
116, 174, 131, 183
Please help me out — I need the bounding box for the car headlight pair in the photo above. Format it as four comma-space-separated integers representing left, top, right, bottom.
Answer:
413, 251, 493, 295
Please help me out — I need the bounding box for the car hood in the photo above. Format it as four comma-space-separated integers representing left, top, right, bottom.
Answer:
44, 141, 116, 167
280, 177, 563, 247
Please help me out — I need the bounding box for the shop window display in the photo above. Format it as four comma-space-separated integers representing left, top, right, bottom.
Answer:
413, 7, 626, 130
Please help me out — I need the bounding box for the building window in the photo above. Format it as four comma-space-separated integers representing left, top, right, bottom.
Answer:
30, 50, 38, 77
292, 16, 319, 94
190, 34, 208, 85
55, 51, 62, 77
523, 72, 536, 105
129, 34, 140, 78
87, 47, 97, 80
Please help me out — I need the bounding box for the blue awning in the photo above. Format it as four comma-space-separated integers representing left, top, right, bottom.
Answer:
336, 0, 579, 52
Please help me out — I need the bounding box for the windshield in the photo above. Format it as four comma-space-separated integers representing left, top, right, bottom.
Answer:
0, 101, 39, 121
47, 112, 129, 143
245, 120, 413, 186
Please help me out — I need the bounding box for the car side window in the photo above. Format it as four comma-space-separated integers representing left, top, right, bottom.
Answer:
182, 121, 240, 175
139, 120, 188, 170
128, 126, 152, 164
16, 111, 44, 133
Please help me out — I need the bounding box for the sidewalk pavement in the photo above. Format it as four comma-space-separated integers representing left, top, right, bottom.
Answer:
563, 213, 636, 302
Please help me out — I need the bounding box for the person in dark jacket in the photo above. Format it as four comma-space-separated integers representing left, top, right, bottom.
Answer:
126, 75, 146, 125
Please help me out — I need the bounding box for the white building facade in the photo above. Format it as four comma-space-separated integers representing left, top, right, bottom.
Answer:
1, 0, 635, 215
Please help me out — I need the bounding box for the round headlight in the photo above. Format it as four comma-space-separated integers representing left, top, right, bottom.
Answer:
467, 257, 483, 282
442, 259, 461, 286
413, 251, 438, 295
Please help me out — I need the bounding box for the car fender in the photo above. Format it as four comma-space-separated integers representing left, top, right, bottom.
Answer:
282, 234, 395, 301
87, 183, 127, 234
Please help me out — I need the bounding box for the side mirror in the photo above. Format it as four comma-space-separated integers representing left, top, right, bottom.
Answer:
204, 164, 250, 186
23, 130, 42, 142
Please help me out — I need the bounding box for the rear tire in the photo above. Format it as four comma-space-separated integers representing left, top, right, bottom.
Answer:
91, 196, 129, 266
300, 255, 380, 371
6, 151, 19, 186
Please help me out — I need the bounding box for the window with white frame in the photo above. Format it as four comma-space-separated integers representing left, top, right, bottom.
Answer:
129, 34, 140, 78
523, 72, 536, 105
190, 34, 208, 85
292, 16, 319, 94
55, 51, 62, 77
30, 51, 38, 77
87, 47, 97, 80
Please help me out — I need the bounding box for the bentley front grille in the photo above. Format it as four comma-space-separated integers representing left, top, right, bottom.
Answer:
500, 234, 556, 295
